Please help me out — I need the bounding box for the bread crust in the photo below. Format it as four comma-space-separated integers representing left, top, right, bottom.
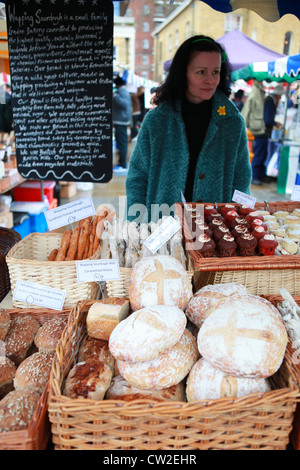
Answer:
5, 315, 40, 365
63, 361, 113, 400
14, 351, 54, 394
0, 389, 40, 433
34, 318, 67, 353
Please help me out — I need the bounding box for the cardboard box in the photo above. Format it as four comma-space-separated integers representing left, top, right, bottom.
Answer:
60, 182, 77, 199
0, 210, 13, 228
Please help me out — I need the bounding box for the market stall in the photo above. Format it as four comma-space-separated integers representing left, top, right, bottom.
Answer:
1, 0, 300, 453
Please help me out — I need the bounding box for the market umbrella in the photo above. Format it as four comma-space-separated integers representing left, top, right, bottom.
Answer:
231, 54, 300, 83
195, 1, 300, 22
217, 30, 286, 71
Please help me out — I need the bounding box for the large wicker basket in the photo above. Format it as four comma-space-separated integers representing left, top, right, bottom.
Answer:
6, 232, 100, 309
48, 300, 300, 450
0, 306, 70, 450
176, 201, 300, 295
0, 227, 21, 303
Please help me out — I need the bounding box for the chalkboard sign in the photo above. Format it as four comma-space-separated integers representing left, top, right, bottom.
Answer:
6, 0, 113, 183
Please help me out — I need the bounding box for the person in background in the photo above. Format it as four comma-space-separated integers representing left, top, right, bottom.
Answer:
137, 86, 146, 122
232, 89, 245, 111
126, 34, 252, 222
242, 79, 268, 186
113, 76, 132, 171
264, 85, 284, 138
130, 89, 141, 140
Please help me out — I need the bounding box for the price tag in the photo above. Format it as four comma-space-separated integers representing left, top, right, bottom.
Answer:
144, 216, 181, 254
13, 280, 66, 311
232, 190, 256, 209
291, 185, 300, 201
44, 196, 96, 231
76, 259, 120, 283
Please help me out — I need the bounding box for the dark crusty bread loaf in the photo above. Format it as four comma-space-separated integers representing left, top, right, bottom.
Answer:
5, 315, 40, 365
14, 351, 54, 394
0, 357, 16, 399
63, 361, 113, 400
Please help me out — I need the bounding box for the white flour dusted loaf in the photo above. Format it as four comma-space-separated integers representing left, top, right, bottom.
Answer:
106, 374, 186, 402
198, 295, 288, 378
129, 255, 192, 312
186, 358, 271, 402
117, 329, 198, 390
109, 305, 187, 362
185, 283, 249, 328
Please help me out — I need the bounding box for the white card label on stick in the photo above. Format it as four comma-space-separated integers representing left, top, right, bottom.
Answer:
45, 196, 96, 231
76, 259, 120, 283
13, 280, 66, 311
144, 216, 181, 254
232, 190, 256, 209
291, 185, 300, 201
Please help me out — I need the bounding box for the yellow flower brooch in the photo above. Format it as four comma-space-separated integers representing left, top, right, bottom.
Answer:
217, 106, 226, 116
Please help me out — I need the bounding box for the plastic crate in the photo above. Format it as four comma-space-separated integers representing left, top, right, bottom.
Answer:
13, 181, 55, 204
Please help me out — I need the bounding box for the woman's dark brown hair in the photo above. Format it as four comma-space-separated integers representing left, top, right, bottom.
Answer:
153, 34, 232, 109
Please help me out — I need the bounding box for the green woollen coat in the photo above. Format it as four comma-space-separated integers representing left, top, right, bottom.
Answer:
125, 89, 252, 222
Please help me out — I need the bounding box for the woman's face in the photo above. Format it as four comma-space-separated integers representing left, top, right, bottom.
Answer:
185, 51, 221, 104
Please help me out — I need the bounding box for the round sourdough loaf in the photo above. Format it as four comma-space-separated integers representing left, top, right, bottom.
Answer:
117, 329, 199, 390
186, 358, 271, 402
198, 295, 288, 378
185, 283, 249, 328
129, 255, 192, 312
105, 374, 186, 402
109, 305, 187, 362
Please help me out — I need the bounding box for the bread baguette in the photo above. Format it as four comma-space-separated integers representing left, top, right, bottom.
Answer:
86, 298, 130, 341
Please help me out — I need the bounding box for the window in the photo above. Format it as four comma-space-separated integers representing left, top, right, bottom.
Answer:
143, 4, 150, 15
142, 39, 149, 50
168, 34, 172, 52
225, 14, 243, 32
175, 30, 179, 48
142, 55, 149, 65
143, 22, 150, 33
283, 31, 292, 55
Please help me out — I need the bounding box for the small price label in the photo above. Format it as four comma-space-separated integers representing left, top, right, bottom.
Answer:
45, 196, 96, 231
291, 185, 300, 201
232, 190, 256, 209
76, 259, 120, 283
13, 280, 66, 311
144, 216, 181, 254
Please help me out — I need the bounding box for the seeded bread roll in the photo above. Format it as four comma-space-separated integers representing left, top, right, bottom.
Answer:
5, 315, 40, 365
78, 335, 115, 372
0, 357, 16, 399
34, 318, 67, 353
0, 310, 10, 341
63, 361, 113, 400
106, 375, 186, 402
0, 389, 40, 433
109, 305, 187, 363
14, 351, 54, 394
117, 329, 199, 390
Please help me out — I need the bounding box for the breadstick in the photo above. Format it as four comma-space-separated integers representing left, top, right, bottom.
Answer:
65, 226, 80, 261
83, 237, 90, 259
48, 248, 58, 261
76, 220, 91, 260
55, 229, 72, 261
78, 216, 93, 228
87, 233, 94, 259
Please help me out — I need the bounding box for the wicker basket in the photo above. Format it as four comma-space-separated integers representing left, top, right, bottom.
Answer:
0, 227, 21, 303
176, 201, 300, 295
6, 232, 100, 309
0, 306, 70, 450
263, 294, 300, 451
48, 300, 300, 450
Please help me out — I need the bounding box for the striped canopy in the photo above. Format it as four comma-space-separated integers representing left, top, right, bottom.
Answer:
231, 54, 300, 83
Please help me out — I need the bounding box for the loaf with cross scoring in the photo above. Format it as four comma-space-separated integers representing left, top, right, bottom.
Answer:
128, 255, 193, 312
197, 294, 288, 379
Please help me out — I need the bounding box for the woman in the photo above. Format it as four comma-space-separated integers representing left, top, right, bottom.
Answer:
126, 35, 252, 222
